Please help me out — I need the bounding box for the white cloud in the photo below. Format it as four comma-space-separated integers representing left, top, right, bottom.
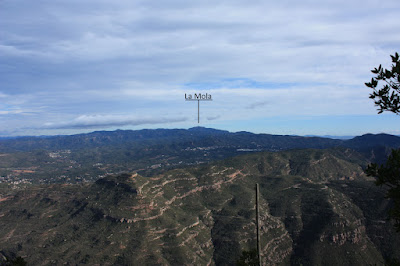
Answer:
0, 0, 399, 135
43, 114, 188, 129
0, 110, 23, 115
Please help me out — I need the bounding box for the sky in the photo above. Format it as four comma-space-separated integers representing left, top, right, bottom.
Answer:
1, 0, 399, 137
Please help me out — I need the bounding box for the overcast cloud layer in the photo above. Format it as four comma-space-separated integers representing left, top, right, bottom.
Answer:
1, 0, 399, 136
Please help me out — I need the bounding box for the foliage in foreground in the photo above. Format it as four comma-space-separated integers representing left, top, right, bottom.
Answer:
366, 52, 400, 114
366, 149, 400, 232
365, 52, 400, 233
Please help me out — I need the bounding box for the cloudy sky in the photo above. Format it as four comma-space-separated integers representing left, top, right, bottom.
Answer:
1, 0, 399, 136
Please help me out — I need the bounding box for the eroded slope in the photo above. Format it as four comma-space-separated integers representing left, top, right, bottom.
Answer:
0, 148, 398, 265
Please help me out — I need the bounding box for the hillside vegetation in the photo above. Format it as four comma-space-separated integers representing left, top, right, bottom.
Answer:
1, 148, 399, 265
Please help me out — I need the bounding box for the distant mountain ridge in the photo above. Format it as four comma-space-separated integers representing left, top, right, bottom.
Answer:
1, 127, 399, 152
1, 127, 399, 183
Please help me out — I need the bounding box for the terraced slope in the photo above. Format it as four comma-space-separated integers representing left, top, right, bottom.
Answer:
0, 148, 399, 265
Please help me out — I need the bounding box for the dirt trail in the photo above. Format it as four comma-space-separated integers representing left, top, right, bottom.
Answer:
124, 168, 247, 223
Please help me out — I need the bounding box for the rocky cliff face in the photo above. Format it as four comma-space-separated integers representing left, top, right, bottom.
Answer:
0, 148, 399, 265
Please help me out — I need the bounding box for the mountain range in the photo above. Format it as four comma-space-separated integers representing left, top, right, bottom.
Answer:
2, 127, 399, 155
0, 127, 400, 265
1, 127, 400, 184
